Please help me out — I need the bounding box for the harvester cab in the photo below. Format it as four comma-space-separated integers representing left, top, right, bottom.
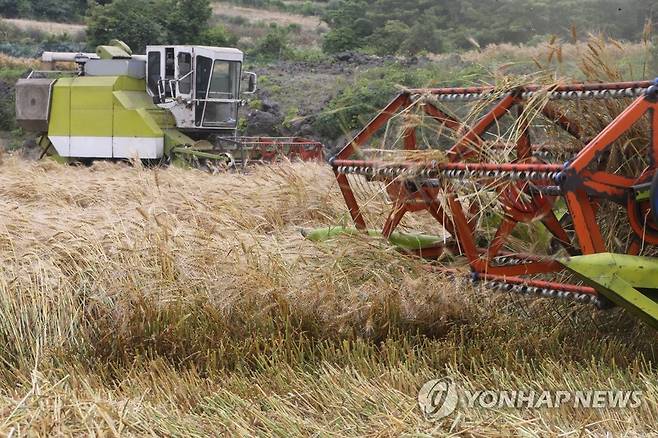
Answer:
145, 45, 256, 132
15, 40, 323, 166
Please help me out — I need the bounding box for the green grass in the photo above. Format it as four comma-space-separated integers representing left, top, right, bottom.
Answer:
0, 69, 24, 81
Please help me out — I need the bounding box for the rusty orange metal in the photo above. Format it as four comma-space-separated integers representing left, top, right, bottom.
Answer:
330, 80, 658, 301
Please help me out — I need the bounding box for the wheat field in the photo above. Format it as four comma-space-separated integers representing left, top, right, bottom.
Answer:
0, 157, 655, 436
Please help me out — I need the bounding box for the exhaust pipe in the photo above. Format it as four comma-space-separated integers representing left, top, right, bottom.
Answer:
41, 51, 100, 63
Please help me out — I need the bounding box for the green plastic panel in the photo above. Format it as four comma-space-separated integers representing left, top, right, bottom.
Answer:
70, 77, 116, 109
114, 76, 146, 92
303, 226, 443, 251
560, 253, 658, 329
49, 75, 174, 142
47, 74, 202, 158
113, 90, 154, 110
96, 45, 131, 60
48, 77, 73, 137
69, 77, 115, 137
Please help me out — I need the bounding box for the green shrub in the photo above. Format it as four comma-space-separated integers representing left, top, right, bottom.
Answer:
287, 23, 302, 34
286, 48, 330, 63
0, 82, 16, 132
87, 0, 212, 53
0, 30, 84, 59
313, 63, 487, 140
248, 99, 263, 110
321, 0, 368, 53
202, 25, 239, 47
0, 0, 89, 22
299, 1, 322, 16
322, 28, 360, 54
251, 26, 291, 59
367, 20, 409, 56
400, 22, 443, 56
320, 0, 658, 56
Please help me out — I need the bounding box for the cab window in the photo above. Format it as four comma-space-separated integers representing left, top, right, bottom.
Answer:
194, 55, 213, 125
178, 52, 192, 94
203, 61, 241, 127
147, 51, 161, 95
194, 56, 242, 128
208, 61, 240, 99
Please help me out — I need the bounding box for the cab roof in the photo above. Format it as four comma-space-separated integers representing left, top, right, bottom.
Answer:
146, 45, 243, 62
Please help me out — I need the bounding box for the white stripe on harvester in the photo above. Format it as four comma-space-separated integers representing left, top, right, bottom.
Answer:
48, 136, 164, 159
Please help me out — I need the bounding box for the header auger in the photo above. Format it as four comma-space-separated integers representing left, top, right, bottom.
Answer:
320, 78, 658, 329
15, 40, 323, 168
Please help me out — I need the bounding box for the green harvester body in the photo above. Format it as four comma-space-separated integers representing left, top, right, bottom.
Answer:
47, 74, 189, 159
15, 40, 256, 165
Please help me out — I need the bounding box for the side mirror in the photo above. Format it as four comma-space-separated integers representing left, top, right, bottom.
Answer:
243, 71, 257, 95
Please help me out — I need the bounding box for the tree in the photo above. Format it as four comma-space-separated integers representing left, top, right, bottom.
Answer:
167, 0, 213, 45
86, 0, 214, 53
87, 0, 169, 53
322, 27, 360, 54
320, 0, 658, 56
321, 0, 370, 53
0, 0, 22, 17
400, 22, 443, 55
367, 20, 409, 56
202, 25, 239, 47
253, 26, 291, 58
322, 0, 368, 29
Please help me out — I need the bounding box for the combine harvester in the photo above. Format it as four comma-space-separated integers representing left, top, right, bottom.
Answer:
15, 40, 323, 167
312, 78, 658, 329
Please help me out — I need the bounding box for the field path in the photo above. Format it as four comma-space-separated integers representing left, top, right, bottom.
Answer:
1, 17, 85, 35
213, 2, 326, 31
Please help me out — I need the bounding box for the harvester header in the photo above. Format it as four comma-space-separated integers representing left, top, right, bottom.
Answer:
322, 77, 658, 329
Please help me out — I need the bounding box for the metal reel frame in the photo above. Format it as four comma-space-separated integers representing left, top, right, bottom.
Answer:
331, 80, 658, 305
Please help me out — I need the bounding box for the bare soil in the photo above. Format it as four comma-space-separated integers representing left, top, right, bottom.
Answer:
213, 2, 327, 31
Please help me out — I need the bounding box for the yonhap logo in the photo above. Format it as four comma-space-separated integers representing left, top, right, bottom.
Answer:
418, 376, 643, 421
417, 376, 459, 420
